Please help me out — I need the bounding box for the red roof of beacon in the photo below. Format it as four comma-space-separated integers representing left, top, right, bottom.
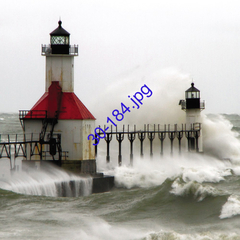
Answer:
25, 82, 95, 120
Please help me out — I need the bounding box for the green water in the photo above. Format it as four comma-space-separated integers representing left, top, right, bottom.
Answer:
1, 113, 240, 239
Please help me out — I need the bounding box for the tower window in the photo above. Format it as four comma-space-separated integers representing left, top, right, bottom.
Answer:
51, 36, 69, 45
186, 91, 200, 99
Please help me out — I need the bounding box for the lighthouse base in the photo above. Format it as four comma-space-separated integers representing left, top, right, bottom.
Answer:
60, 160, 115, 193
60, 159, 96, 174
92, 175, 115, 194
22, 160, 115, 194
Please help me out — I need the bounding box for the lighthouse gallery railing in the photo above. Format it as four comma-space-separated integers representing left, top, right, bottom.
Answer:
41, 44, 78, 56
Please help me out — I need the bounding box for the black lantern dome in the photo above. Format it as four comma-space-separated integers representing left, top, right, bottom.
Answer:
185, 83, 200, 109
50, 21, 70, 54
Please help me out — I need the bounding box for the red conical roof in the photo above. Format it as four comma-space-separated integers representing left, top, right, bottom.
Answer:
27, 91, 95, 120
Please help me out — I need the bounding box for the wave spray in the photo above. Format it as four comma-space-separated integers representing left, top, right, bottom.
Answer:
91, 67, 240, 197
0, 164, 92, 197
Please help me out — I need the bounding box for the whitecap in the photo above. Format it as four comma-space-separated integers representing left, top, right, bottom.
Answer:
144, 230, 240, 240
170, 177, 219, 201
219, 195, 240, 219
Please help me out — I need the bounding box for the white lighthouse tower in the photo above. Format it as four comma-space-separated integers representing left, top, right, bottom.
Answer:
20, 21, 96, 173
179, 83, 205, 152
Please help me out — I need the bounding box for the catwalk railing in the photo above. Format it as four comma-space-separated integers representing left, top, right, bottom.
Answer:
0, 133, 67, 170
41, 44, 78, 56
95, 123, 201, 166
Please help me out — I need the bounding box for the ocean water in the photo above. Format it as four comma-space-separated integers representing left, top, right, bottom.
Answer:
1, 112, 240, 240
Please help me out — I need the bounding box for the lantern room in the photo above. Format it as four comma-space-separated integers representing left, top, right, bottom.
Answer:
185, 83, 200, 109
50, 20, 70, 54
179, 83, 205, 110
185, 83, 200, 99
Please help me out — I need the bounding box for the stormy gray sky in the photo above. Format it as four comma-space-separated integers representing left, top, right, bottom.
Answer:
1, 0, 240, 114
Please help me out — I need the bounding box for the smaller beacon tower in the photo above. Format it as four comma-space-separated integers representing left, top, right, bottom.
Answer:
20, 21, 96, 173
179, 83, 205, 152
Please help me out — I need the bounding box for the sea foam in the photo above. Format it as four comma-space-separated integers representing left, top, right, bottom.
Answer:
219, 195, 240, 219
144, 230, 240, 240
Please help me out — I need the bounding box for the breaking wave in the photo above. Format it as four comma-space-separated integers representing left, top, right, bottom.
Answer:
0, 165, 92, 197
220, 195, 240, 219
